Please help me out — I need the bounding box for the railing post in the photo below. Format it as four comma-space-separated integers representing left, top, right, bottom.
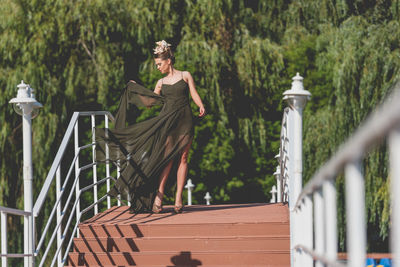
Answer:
105, 115, 111, 209
270, 185, 277, 203
313, 189, 324, 267
56, 166, 62, 267
293, 208, 301, 266
345, 161, 366, 267
204, 192, 211, 205
117, 160, 121, 207
74, 121, 81, 237
91, 115, 98, 214
294, 198, 314, 267
1, 211, 7, 266
389, 126, 400, 267
283, 73, 311, 267
323, 180, 337, 262
185, 179, 195, 205
274, 166, 282, 202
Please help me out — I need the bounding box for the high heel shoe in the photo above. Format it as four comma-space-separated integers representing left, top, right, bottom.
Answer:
173, 204, 184, 214
152, 203, 163, 214
152, 191, 164, 214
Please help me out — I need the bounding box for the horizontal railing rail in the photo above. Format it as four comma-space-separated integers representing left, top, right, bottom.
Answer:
0, 206, 31, 217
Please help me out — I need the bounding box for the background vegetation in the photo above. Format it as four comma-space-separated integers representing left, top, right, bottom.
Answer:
1, 0, 399, 257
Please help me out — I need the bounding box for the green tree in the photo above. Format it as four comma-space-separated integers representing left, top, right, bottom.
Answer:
1, 0, 399, 258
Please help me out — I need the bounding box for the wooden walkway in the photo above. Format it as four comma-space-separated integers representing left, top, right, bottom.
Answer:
67, 203, 290, 266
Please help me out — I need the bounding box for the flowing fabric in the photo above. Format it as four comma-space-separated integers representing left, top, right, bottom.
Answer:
96, 80, 194, 213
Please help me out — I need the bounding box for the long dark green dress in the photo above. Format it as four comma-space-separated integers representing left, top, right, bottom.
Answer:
96, 80, 194, 213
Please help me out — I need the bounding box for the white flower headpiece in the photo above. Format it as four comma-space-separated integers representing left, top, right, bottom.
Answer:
153, 40, 171, 54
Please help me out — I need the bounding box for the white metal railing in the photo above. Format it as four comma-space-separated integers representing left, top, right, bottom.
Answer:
272, 74, 307, 206
276, 107, 291, 203
0, 111, 118, 267
0, 106, 205, 266
278, 76, 400, 266
0, 206, 33, 266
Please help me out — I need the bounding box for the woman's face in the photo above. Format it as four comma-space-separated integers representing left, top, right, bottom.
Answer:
154, 58, 170, 74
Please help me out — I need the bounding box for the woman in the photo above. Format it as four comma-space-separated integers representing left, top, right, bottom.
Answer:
150, 40, 206, 213
97, 40, 205, 214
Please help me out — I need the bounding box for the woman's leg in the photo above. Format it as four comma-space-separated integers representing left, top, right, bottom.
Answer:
175, 140, 192, 207
153, 136, 174, 209
154, 160, 173, 208
158, 160, 173, 195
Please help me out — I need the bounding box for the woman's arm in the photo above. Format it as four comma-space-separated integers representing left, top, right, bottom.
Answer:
154, 79, 162, 95
184, 71, 205, 117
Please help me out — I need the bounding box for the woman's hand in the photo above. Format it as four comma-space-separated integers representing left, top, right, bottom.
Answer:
129, 80, 136, 83
199, 106, 206, 117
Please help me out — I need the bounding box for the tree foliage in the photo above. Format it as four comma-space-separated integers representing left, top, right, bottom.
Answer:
1, 0, 399, 254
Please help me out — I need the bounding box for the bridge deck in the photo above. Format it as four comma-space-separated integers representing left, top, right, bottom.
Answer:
68, 203, 290, 266
83, 202, 289, 225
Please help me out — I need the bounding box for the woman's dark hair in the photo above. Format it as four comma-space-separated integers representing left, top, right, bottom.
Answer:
154, 49, 175, 65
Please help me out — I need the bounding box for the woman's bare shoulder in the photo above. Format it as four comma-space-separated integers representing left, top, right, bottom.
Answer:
182, 71, 193, 82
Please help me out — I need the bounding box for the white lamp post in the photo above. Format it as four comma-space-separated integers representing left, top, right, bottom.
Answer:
283, 73, 311, 267
204, 192, 212, 205
283, 73, 311, 204
9, 80, 42, 267
185, 179, 195, 206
